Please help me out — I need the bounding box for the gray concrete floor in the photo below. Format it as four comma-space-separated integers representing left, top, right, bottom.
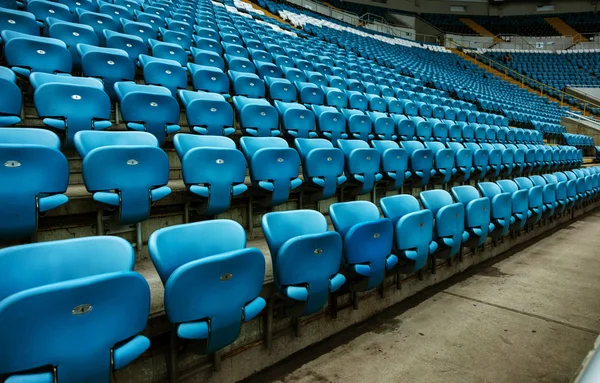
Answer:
247, 211, 600, 383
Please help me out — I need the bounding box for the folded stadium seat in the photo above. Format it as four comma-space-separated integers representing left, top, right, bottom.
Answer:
229, 71, 265, 98
474, 112, 487, 125
363, 82, 379, 96
514, 128, 525, 144
191, 47, 224, 70
26, 0, 72, 27
447, 122, 463, 143
345, 90, 367, 111
295, 82, 326, 105
557, 171, 581, 207
413, 101, 432, 118
424, 141, 456, 185
496, 126, 508, 143
311, 105, 347, 145
326, 75, 346, 90
295, 138, 346, 200
0, 8, 40, 36
572, 169, 593, 203
451, 185, 495, 250
504, 144, 526, 175
419, 190, 469, 266
523, 130, 532, 144
265, 43, 284, 56
409, 116, 432, 141
0, 66, 22, 127
264, 77, 296, 103
103, 30, 146, 63
158, 28, 191, 52
174, 134, 247, 215
148, 220, 265, 364
463, 143, 494, 179
383, 97, 402, 115
256, 61, 283, 79
332, 67, 347, 78
479, 143, 503, 178
474, 124, 487, 144
1, 30, 71, 77
0, 236, 151, 381
512, 177, 545, 225
165, 18, 192, 37
364, 94, 386, 113
486, 125, 498, 143
149, 39, 187, 66
322, 86, 347, 109
378, 85, 394, 98
337, 140, 381, 195
114, 83, 180, 146
240, 137, 301, 206
447, 142, 473, 183
431, 105, 445, 120
460, 123, 475, 143
134, 10, 163, 32
220, 31, 241, 45
178, 90, 233, 136
74, 131, 171, 225
329, 201, 396, 291
346, 78, 365, 92
274, 101, 317, 139
137, 55, 186, 96
262, 210, 345, 316
304, 70, 326, 86
341, 109, 373, 142
400, 141, 435, 189
505, 128, 516, 143
379, 194, 436, 274
185, 64, 229, 97
46, 18, 98, 70
529, 175, 558, 219
283, 67, 306, 83
194, 36, 222, 56
273, 54, 293, 69
517, 144, 537, 174
492, 143, 515, 177
98, 0, 132, 21
293, 58, 313, 72
30, 73, 111, 147
371, 140, 410, 191
440, 106, 456, 121
367, 111, 396, 140
121, 20, 156, 44
427, 117, 452, 143
76, 10, 120, 45
497, 179, 532, 232
0, 128, 68, 240
233, 96, 279, 137
476, 182, 514, 241
78, 44, 134, 101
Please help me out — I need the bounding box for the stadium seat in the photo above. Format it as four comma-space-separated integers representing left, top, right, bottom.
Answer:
240, 137, 302, 206
529, 175, 557, 220
104, 30, 146, 63
380, 194, 437, 274
233, 96, 280, 137
229, 71, 265, 98
188, 63, 230, 96
174, 134, 247, 215
337, 139, 382, 195
371, 140, 410, 190
266, 77, 297, 102
114, 82, 181, 146
399, 141, 435, 188
30, 73, 112, 147
47, 18, 98, 70
451, 185, 495, 249
341, 109, 373, 141
0, 66, 22, 127
78, 44, 135, 100
274, 101, 317, 138
420, 189, 469, 262
495, 180, 531, 231
0, 236, 151, 382
311, 105, 347, 145
424, 141, 456, 185
477, 182, 514, 241
329, 201, 397, 290
262, 210, 345, 316
513, 177, 545, 225
1, 30, 71, 77
295, 138, 346, 200
139, 55, 187, 96
149, 39, 188, 66
179, 90, 234, 136
74, 131, 171, 225
148, 220, 266, 353
0, 128, 68, 240
0, 8, 39, 36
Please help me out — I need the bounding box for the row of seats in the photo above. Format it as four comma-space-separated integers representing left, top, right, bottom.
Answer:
2, 126, 582, 241
564, 133, 595, 148
3, 164, 599, 381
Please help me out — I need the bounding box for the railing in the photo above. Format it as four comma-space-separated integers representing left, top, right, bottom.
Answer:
565, 111, 600, 131
448, 40, 600, 116
447, 31, 600, 51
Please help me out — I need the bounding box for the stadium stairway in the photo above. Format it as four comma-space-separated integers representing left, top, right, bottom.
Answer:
545, 16, 589, 44
458, 18, 503, 46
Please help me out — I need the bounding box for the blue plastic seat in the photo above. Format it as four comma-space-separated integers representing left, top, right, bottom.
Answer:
341, 109, 373, 141
544, 173, 569, 214
114, 83, 180, 146
295, 138, 346, 200
78, 44, 135, 100
46, 18, 98, 70
451, 186, 495, 249
513, 177, 545, 225
138, 55, 186, 96
530, 175, 557, 220
179, 90, 233, 136
148, 220, 266, 353
420, 189, 469, 261
477, 182, 513, 240
187, 63, 229, 96
76, 10, 120, 45
337, 139, 382, 195
0, 8, 39, 36
159, 27, 191, 51
240, 137, 302, 206
122, 19, 157, 44
104, 30, 146, 63
424, 141, 456, 185
380, 194, 437, 274
74, 131, 171, 225
1, 30, 71, 77
0, 128, 68, 240
371, 140, 410, 190
311, 105, 347, 145
274, 101, 317, 139
233, 96, 279, 137
322, 86, 347, 109
296, 82, 325, 105
27, 0, 72, 24
496, 180, 531, 231
262, 210, 345, 316
329, 201, 396, 290
479, 143, 502, 178
0, 67, 22, 127
255, 61, 282, 79
191, 47, 224, 70
367, 111, 396, 140
410, 116, 432, 141
149, 39, 187, 66
0, 236, 151, 382
229, 71, 265, 98
174, 134, 247, 215
265, 77, 296, 102
492, 143, 515, 176
392, 114, 416, 141
345, 90, 368, 111
98, 0, 132, 22
30, 73, 112, 147
400, 141, 435, 188
447, 142, 474, 183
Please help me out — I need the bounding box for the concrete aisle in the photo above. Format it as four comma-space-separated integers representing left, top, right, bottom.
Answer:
246, 211, 600, 383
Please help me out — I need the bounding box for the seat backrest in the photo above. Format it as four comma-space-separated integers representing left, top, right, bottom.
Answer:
239, 136, 288, 158
262, 209, 328, 256
329, 200, 380, 238
420, 189, 453, 216
514, 177, 534, 190
478, 181, 502, 198
451, 185, 481, 206
380, 194, 420, 226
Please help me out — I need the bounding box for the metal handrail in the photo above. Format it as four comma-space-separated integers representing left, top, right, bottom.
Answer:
565, 111, 600, 131
449, 40, 600, 116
